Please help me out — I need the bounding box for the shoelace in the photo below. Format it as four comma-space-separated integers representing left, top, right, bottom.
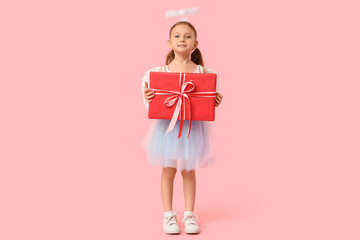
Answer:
165, 211, 179, 227
181, 213, 199, 225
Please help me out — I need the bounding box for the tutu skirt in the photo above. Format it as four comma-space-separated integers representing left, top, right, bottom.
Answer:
141, 119, 217, 172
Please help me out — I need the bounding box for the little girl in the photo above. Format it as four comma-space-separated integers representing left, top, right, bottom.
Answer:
141, 21, 223, 234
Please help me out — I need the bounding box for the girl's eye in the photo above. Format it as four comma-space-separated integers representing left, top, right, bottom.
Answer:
174, 35, 191, 38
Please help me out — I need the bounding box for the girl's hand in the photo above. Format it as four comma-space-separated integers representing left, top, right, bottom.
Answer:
143, 82, 155, 103
215, 92, 223, 107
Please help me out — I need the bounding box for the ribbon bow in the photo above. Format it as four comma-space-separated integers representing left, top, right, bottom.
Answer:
150, 73, 216, 139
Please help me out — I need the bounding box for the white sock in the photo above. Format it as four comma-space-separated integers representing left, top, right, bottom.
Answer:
184, 211, 193, 215
164, 211, 174, 217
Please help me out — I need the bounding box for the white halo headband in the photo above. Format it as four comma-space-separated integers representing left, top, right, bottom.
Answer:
165, 7, 199, 19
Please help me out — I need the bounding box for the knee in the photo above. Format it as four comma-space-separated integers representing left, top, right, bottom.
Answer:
181, 169, 195, 178
162, 167, 177, 179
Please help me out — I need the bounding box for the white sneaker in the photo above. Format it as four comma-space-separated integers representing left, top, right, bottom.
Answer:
182, 212, 200, 234
163, 211, 181, 234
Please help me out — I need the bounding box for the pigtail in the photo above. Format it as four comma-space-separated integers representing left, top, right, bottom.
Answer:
191, 47, 204, 66
165, 49, 175, 65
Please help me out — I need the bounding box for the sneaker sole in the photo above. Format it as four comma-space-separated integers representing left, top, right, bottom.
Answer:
165, 231, 181, 235
164, 227, 181, 234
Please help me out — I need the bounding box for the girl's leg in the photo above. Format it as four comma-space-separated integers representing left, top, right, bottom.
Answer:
181, 170, 196, 211
161, 166, 177, 211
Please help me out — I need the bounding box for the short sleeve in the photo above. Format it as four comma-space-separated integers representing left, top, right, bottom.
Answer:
141, 66, 162, 110
203, 66, 219, 92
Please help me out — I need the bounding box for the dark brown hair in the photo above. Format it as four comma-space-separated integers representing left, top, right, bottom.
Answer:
165, 21, 204, 66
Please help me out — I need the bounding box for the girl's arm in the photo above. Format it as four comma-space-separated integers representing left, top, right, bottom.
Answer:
141, 67, 162, 111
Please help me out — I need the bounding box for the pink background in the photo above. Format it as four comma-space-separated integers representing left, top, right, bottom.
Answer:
1, 0, 359, 239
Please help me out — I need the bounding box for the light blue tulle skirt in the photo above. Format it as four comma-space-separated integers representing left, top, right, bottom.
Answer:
141, 119, 217, 172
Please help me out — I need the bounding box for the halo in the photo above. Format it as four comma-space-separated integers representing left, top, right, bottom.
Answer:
165, 7, 199, 20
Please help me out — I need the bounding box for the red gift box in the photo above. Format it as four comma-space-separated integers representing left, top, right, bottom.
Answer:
148, 71, 217, 138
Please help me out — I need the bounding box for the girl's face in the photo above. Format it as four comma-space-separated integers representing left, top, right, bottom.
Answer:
168, 24, 198, 54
